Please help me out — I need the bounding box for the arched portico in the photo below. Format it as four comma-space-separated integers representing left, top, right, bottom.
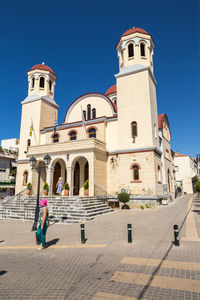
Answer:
51, 158, 67, 195
72, 156, 89, 196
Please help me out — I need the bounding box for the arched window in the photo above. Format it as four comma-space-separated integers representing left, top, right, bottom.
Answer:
140, 43, 145, 57
131, 121, 137, 137
69, 131, 77, 140
92, 108, 96, 119
133, 165, 139, 181
23, 170, 28, 186
83, 110, 86, 120
49, 80, 52, 91
31, 77, 35, 88
52, 133, 59, 143
87, 104, 91, 120
128, 43, 134, 58
39, 77, 45, 88
88, 128, 96, 138
158, 165, 161, 182
113, 98, 117, 106
27, 139, 31, 151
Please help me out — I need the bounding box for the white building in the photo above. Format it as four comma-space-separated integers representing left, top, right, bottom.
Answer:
174, 152, 198, 193
15, 27, 175, 199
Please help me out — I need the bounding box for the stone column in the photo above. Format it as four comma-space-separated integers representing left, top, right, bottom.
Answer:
79, 164, 85, 196
46, 167, 53, 196
89, 160, 94, 197
67, 167, 73, 196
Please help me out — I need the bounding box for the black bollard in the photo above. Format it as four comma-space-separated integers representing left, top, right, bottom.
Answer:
127, 224, 132, 243
173, 224, 180, 246
80, 224, 86, 244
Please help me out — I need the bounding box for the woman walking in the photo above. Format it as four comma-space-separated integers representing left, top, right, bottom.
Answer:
36, 198, 49, 250
56, 177, 64, 195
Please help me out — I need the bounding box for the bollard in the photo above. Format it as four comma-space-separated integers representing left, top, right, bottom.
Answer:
127, 224, 132, 243
173, 224, 180, 246
80, 224, 86, 244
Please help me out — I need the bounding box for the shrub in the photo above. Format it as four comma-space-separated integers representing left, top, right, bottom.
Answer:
195, 180, 200, 194
27, 182, 32, 190
43, 182, 49, 190
84, 179, 89, 190
64, 182, 70, 190
140, 205, 144, 210
117, 192, 130, 204
145, 203, 151, 208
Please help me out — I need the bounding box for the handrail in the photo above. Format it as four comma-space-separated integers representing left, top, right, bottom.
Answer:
94, 185, 115, 199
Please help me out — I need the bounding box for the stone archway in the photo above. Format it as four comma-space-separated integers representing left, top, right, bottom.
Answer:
72, 157, 89, 196
51, 159, 67, 195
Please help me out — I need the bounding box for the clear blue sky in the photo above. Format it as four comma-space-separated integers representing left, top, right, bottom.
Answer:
0, 0, 199, 157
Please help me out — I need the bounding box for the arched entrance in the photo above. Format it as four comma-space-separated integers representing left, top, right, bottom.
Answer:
72, 157, 89, 196
52, 159, 67, 195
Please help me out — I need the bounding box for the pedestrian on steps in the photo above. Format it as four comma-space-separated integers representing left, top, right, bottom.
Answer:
36, 198, 49, 250
56, 177, 64, 195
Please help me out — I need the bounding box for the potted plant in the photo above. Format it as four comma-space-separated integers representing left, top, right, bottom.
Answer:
118, 191, 130, 209
84, 179, 89, 196
162, 196, 168, 205
26, 182, 32, 196
64, 182, 70, 196
43, 182, 49, 196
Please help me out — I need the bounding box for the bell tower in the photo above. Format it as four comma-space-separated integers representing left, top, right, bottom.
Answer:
18, 63, 59, 160
115, 27, 159, 151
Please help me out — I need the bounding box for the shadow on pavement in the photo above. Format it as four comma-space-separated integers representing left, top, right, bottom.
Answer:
0, 270, 7, 276
138, 195, 193, 299
46, 238, 59, 248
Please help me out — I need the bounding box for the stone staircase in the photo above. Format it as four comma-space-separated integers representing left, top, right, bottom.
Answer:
0, 195, 114, 223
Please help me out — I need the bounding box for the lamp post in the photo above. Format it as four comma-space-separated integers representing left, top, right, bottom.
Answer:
29, 154, 51, 231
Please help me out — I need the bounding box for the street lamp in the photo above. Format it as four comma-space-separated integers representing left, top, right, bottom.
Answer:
29, 154, 51, 231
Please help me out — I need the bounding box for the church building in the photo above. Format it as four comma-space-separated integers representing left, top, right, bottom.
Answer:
15, 27, 175, 198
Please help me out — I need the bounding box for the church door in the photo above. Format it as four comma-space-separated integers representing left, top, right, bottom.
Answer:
53, 162, 61, 195
73, 162, 80, 195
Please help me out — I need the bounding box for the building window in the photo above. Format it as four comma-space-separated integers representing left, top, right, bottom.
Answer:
92, 108, 96, 119
23, 170, 28, 186
39, 77, 45, 88
158, 165, 161, 182
83, 110, 86, 120
69, 131, 77, 141
133, 165, 139, 180
113, 98, 117, 106
27, 139, 31, 151
175, 166, 179, 172
31, 77, 35, 88
52, 133, 59, 143
140, 43, 145, 57
131, 121, 137, 137
49, 80, 52, 91
88, 128, 96, 138
128, 43, 134, 58
87, 104, 91, 120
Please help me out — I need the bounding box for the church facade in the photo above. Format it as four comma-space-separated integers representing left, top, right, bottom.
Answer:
16, 27, 175, 198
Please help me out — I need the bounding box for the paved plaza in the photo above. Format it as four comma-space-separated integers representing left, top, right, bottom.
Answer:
1, 194, 200, 299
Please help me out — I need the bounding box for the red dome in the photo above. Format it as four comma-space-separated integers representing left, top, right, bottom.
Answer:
122, 27, 150, 38
105, 84, 116, 96
29, 63, 56, 75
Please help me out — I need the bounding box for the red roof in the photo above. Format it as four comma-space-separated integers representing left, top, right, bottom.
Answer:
29, 64, 56, 75
174, 152, 188, 157
122, 27, 150, 38
105, 84, 116, 96
158, 113, 165, 129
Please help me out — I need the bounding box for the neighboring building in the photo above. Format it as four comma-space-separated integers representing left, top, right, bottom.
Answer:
0, 139, 19, 198
174, 152, 198, 193
16, 27, 174, 199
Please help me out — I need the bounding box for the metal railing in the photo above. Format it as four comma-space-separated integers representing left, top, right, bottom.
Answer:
94, 185, 116, 202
